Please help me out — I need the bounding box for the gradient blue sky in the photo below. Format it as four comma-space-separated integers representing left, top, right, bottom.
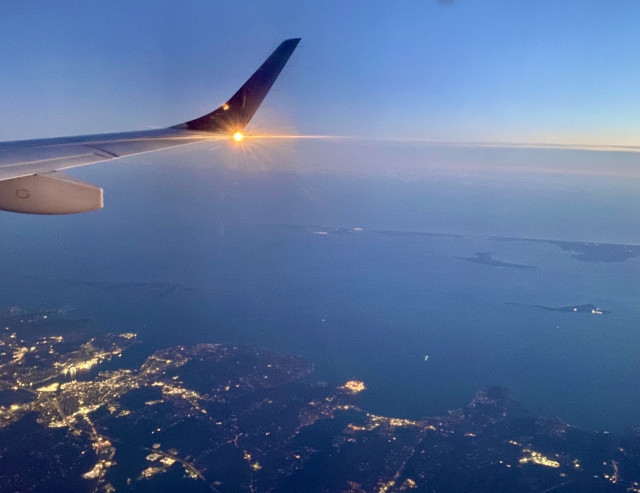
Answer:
3, 1, 640, 146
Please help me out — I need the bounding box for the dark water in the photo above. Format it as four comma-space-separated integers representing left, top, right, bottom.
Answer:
1, 146, 639, 432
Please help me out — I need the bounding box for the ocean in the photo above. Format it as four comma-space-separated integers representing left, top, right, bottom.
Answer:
1, 141, 639, 432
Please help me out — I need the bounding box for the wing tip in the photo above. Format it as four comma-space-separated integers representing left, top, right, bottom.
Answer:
178, 38, 301, 133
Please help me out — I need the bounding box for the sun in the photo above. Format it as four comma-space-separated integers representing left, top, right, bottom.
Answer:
233, 131, 244, 142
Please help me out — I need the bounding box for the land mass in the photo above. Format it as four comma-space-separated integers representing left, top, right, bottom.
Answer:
507, 302, 611, 315
454, 252, 535, 269
265, 224, 640, 264
0, 308, 637, 492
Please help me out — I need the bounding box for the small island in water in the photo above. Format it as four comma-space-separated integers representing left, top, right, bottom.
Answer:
507, 302, 611, 315
454, 252, 535, 269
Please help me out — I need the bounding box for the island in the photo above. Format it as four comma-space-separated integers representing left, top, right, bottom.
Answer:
454, 252, 535, 269
507, 302, 611, 315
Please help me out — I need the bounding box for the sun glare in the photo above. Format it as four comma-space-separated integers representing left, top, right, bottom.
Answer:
233, 132, 244, 142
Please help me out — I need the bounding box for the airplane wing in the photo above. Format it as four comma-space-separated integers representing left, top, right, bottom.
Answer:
0, 38, 301, 214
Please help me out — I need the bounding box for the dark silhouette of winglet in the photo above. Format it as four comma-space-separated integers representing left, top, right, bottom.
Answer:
176, 38, 301, 133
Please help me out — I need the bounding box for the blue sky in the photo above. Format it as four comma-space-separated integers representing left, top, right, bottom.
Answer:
3, 1, 640, 146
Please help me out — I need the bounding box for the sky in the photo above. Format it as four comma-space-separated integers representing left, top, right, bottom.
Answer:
3, 1, 640, 147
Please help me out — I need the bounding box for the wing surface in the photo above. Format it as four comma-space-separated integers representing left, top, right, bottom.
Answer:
0, 38, 301, 214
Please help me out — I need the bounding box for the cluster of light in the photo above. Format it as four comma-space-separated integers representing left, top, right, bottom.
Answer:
378, 480, 396, 493
233, 131, 244, 142
62, 357, 100, 378
347, 423, 366, 432
403, 478, 418, 489
340, 380, 366, 393
519, 449, 560, 468
36, 382, 59, 393
388, 417, 421, 428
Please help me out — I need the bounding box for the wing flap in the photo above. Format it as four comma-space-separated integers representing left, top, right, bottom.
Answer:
0, 172, 103, 214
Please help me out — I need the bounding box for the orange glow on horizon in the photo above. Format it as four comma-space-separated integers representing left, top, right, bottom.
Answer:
233, 131, 244, 142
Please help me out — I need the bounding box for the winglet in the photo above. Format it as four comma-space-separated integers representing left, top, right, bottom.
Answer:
175, 38, 301, 134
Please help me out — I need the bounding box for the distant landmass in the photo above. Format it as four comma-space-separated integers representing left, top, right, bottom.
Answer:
454, 252, 535, 269
0, 308, 638, 492
277, 224, 640, 264
493, 235, 640, 263
507, 302, 611, 315
57, 279, 204, 297
542, 240, 640, 263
